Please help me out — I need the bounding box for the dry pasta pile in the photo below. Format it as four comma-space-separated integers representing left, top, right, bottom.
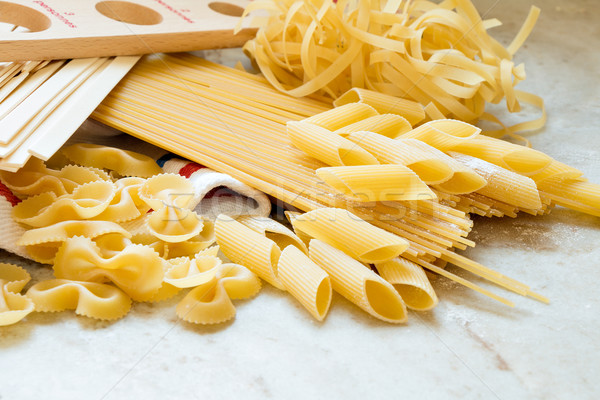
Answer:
238, 0, 545, 135
91, 53, 599, 311
0, 145, 267, 326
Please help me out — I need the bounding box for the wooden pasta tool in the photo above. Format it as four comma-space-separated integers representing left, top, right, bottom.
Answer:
0, 0, 256, 61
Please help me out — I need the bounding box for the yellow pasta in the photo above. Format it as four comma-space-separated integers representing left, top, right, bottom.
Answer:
528, 160, 585, 184
277, 245, 332, 321
309, 240, 407, 323
93, 177, 150, 223
346, 131, 453, 184
139, 173, 194, 210
0, 158, 107, 197
53, 236, 165, 301
302, 103, 378, 131
316, 164, 436, 201
333, 114, 412, 139
26, 279, 132, 320
176, 263, 261, 324
236, 215, 307, 254
450, 135, 552, 175
0, 263, 34, 326
17, 220, 131, 264
12, 181, 116, 227
450, 152, 542, 210
537, 179, 600, 217
400, 119, 481, 150
334, 88, 425, 125
375, 258, 438, 311
146, 206, 205, 243
290, 208, 408, 264
62, 143, 163, 178
164, 254, 222, 288
163, 221, 216, 259
286, 121, 379, 167
214, 214, 284, 289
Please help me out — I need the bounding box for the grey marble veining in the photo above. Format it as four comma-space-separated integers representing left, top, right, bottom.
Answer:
1, 1, 599, 399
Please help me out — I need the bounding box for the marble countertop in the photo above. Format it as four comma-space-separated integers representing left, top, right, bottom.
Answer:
1, 1, 599, 399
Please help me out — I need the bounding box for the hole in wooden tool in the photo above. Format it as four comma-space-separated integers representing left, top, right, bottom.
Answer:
0, 2, 51, 32
96, 1, 163, 25
208, 2, 244, 17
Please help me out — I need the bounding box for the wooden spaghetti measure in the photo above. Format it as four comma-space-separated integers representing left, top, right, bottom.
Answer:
0, 0, 256, 61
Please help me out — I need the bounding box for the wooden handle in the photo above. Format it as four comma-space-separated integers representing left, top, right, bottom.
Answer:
0, 0, 256, 61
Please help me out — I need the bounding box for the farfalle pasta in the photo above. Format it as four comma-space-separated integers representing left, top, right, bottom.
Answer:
139, 173, 195, 210
93, 177, 150, 222
13, 181, 116, 227
53, 236, 165, 301
17, 220, 131, 264
176, 263, 261, 325
0, 158, 108, 197
146, 206, 205, 243
164, 254, 222, 288
0, 263, 34, 326
61, 143, 163, 178
26, 279, 132, 320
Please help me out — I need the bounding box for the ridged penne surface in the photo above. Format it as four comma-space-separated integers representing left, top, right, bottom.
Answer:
278, 246, 332, 321
400, 119, 480, 150
347, 131, 453, 184
236, 215, 308, 254
26, 279, 132, 320
450, 135, 552, 175
302, 103, 378, 131
316, 165, 436, 201
309, 240, 407, 323
333, 114, 412, 139
287, 121, 379, 167
291, 208, 408, 264
214, 215, 284, 289
334, 88, 425, 126
450, 152, 542, 210
376, 258, 438, 311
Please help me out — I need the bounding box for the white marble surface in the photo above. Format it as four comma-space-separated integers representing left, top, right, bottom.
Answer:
1, 1, 599, 399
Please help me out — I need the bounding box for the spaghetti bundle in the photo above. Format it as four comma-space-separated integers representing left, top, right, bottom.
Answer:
238, 0, 544, 134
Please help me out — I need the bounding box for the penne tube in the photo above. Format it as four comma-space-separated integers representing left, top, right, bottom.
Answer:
309, 239, 407, 323
236, 215, 308, 254
316, 164, 436, 201
278, 245, 332, 321
291, 208, 408, 264
286, 121, 379, 166
333, 114, 412, 139
302, 103, 378, 131
334, 88, 425, 125
376, 258, 438, 311
400, 119, 481, 150
347, 131, 453, 184
450, 152, 542, 210
214, 214, 284, 290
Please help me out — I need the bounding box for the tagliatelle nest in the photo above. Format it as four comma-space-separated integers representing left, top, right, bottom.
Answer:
238, 0, 544, 136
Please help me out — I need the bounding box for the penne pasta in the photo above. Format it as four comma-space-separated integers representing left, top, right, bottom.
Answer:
333, 114, 412, 139
278, 245, 332, 321
376, 258, 438, 311
286, 121, 379, 167
214, 214, 284, 290
301, 103, 378, 131
290, 208, 408, 264
316, 164, 436, 201
400, 119, 481, 150
334, 88, 425, 125
309, 239, 407, 323
450, 152, 542, 210
346, 131, 453, 184
236, 215, 308, 254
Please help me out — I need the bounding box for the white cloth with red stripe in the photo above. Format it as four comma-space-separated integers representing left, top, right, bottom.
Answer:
0, 121, 271, 260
